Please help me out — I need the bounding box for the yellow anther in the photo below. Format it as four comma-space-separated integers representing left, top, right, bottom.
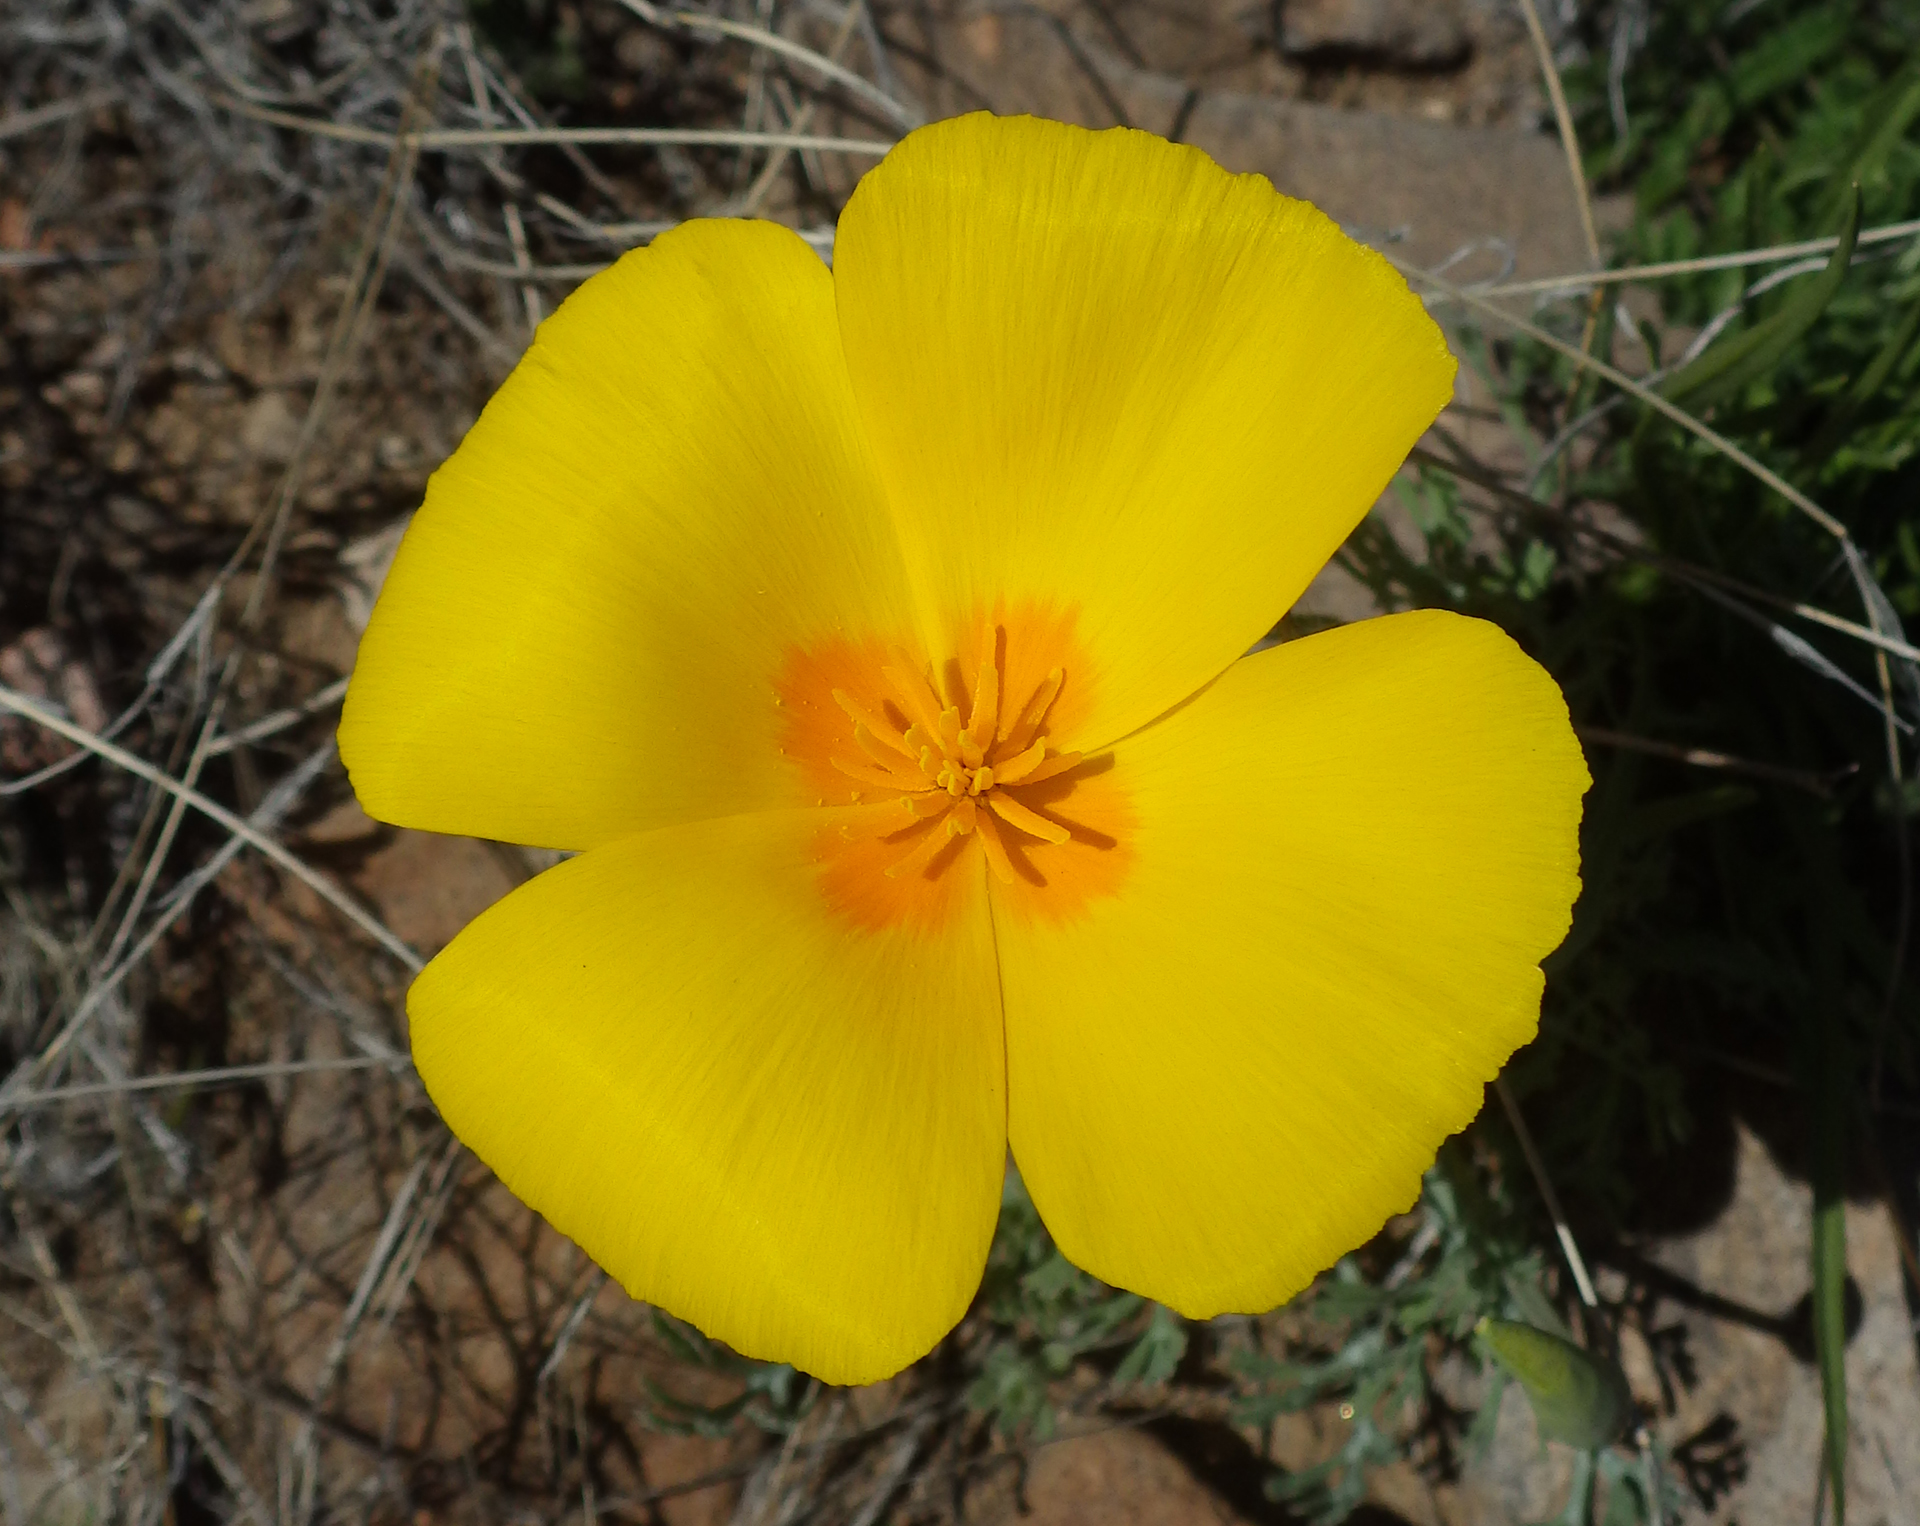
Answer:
854, 723, 907, 770
845, 637, 1083, 880
976, 810, 1017, 884
832, 755, 925, 791
990, 738, 1048, 785
1016, 750, 1082, 787
1006, 667, 1064, 751
884, 651, 948, 740
967, 657, 1000, 747
833, 689, 907, 754
986, 790, 1071, 845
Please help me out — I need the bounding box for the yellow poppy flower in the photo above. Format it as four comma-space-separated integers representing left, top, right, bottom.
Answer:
339, 112, 1588, 1387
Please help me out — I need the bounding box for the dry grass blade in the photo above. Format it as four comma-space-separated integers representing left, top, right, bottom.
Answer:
612, 0, 921, 129
1576, 725, 1850, 796
0, 88, 118, 142
1469, 216, 1920, 299
738, 0, 870, 216
1495, 1078, 1600, 1310
9, 743, 340, 1094
1403, 256, 1851, 537
3, 1056, 405, 1112
213, 93, 895, 154
204, 677, 350, 757
0, 681, 420, 971
240, 42, 443, 628
1516, 0, 1602, 270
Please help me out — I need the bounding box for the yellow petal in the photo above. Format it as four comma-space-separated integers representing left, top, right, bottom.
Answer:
995, 611, 1587, 1314
409, 809, 1005, 1385
341, 219, 918, 849
833, 113, 1456, 752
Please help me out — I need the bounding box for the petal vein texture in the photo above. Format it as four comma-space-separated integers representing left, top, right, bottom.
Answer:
341, 220, 919, 848
834, 113, 1458, 752
408, 810, 1006, 1385
997, 610, 1588, 1316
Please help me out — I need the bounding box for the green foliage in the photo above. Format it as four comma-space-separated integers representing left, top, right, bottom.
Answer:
1278, 4, 1920, 1519
643, 1310, 817, 1435
1547, 0, 1920, 1219
1228, 1156, 1551, 1524
1659, 189, 1860, 409
964, 1170, 1188, 1439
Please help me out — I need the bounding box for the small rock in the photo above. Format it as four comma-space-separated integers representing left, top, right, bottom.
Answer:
300, 798, 383, 847
1278, 0, 1472, 67
614, 26, 675, 75
353, 831, 517, 954
44, 370, 107, 417
241, 390, 303, 464
280, 595, 361, 674
961, 11, 1003, 63
105, 494, 164, 537
0, 628, 110, 775
169, 347, 226, 383
143, 400, 204, 468
80, 333, 125, 371
1021, 1426, 1246, 1525
0, 198, 29, 252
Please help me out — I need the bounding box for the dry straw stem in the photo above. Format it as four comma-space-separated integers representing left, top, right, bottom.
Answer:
1415, 428, 1920, 670
0, 680, 421, 972
0, 88, 119, 142
1494, 1077, 1600, 1309
1468, 216, 1920, 300
612, 0, 922, 130
1576, 725, 1851, 797
391, 240, 527, 369
241, 43, 443, 631
1404, 257, 1854, 536
427, 234, 835, 280
0, 47, 439, 1100
1515, 0, 1602, 271
213, 93, 895, 157
286, 1153, 436, 1523
9, 740, 340, 1091
91, 657, 234, 981
204, 675, 350, 757
1513, 0, 1610, 435
4, 1056, 406, 1112
0, 581, 222, 798
737, 0, 873, 216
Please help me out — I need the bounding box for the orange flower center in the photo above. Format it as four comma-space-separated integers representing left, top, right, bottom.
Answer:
828, 652, 1083, 885
775, 606, 1133, 932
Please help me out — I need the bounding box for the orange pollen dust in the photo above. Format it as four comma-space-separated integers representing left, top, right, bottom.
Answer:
828, 651, 1083, 885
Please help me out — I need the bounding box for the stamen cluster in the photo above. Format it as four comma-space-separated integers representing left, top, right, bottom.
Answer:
830, 650, 1081, 882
